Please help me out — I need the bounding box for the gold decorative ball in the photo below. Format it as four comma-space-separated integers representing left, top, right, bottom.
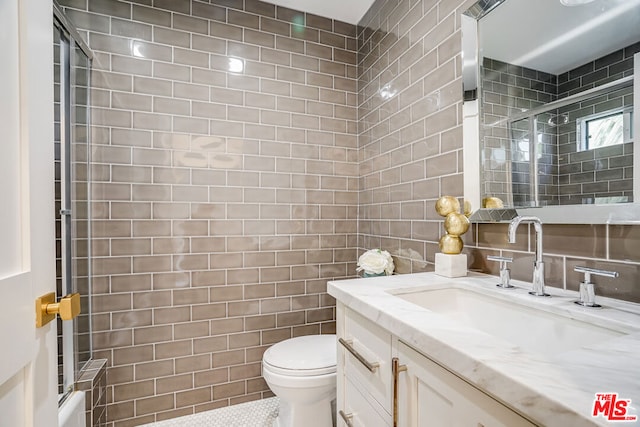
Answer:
483, 197, 504, 209
463, 200, 472, 217
444, 212, 470, 236
439, 234, 463, 255
435, 196, 460, 217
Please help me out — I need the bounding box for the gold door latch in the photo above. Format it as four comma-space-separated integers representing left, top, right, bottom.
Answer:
36, 292, 81, 328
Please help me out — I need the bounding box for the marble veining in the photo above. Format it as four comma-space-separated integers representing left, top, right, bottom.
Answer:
328, 272, 640, 426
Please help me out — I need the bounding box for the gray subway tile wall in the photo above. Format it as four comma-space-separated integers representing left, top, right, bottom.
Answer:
60, 0, 357, 425
358, 0, 640, 304
59, 0, 640, 425
357, 0, 468, 271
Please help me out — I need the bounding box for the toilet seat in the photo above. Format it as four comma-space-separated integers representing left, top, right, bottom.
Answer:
263, 335, 336, 377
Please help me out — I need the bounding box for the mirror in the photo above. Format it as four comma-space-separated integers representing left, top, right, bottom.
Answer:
462, 0, 640, 223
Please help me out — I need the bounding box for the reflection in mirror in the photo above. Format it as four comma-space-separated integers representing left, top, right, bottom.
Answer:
463, 0, 640, 220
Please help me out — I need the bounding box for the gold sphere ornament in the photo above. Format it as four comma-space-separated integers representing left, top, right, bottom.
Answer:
483, 197, 504, 209
439, 234, 463, 255
435, 196, 460, 217
463, 200, 472, 217
444, 212, 470, 236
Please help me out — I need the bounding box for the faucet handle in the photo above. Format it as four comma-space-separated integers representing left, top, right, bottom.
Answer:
487, 255, 513, 263
574, 266, 619, 308
487, 255, 514, 289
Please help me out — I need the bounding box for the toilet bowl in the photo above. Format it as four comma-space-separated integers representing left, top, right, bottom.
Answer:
262, 334, 337, 427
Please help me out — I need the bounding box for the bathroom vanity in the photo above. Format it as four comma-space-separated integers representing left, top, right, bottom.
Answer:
328, 273, 640, 426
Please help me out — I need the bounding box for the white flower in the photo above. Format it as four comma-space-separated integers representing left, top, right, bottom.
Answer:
357, 249, 395, 275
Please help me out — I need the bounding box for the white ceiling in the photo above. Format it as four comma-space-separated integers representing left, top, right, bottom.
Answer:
480, 0, 640, 75
259, 0, 376, 25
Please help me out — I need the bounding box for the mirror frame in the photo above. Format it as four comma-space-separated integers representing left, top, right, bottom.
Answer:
462, 0, 640, 224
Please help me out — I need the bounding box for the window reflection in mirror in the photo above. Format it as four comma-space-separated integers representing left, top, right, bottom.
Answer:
577, 108, 633, 151
464, 0, 640, 209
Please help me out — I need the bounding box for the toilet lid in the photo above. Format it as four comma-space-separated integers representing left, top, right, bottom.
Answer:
263, 334, 336, 376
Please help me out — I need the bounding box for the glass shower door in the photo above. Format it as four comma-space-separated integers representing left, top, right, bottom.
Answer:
54, 12, 92, 402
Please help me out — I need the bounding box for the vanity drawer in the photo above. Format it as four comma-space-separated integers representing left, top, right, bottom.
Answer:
341, 307, 392, 413
340, 376, 391, 427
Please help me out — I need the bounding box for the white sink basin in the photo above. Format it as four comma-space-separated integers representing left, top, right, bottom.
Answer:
393, 286, 625, 357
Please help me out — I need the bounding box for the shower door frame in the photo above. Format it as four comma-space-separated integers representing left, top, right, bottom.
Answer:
53, 2, 93, 403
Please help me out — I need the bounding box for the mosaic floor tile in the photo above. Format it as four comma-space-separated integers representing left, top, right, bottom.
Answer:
141, 397, 279, 427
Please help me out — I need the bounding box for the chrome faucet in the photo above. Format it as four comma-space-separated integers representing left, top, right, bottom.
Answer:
507, 216, 549, 296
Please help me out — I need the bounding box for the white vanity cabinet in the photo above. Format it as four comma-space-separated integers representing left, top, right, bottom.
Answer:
336, 302, 536, 427
396, 342, 536, 427
337, 303, 392, 426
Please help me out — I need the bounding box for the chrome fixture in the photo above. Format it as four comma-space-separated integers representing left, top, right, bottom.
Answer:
560, 0, 596, 6
507, 216, 549, 296
574, 266, 619, 307
487, 255, 514, 289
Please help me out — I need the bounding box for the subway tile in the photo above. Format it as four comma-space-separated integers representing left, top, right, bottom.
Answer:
106, 401, 134, 422
153, 306, 190, 325
133, 40, 174, 62
174, 320, 210, 340
173, 14, 208, 35
153, 27, 190, 48
212, 381, 245, 400
133, 76, 172, 96
175, 354, 212, 375
176, 387, 212, 407
155, 373, 194, 395
260, 16, 290, 37
609, 225, 640, 262
155, 339, 193, 359
112, 18, 152, 41
228, 9, 260, 30
112, 345, 153, 366
153, 62, 190, 82
111, 310, 152, 330
212, 350, 245, 368
261, 48, 291, 68
110, 56, 150, 78
244, 29, 275, 49
136, 394, 175, 416
151, 271, 190, 291
191, 1, 226, 22
88, 0, 131, 19
262, 328, 292, 345
113, 379, 155, 402
81, 0, 362, 423
132, 4, 171, 26
210, 21, 243, 41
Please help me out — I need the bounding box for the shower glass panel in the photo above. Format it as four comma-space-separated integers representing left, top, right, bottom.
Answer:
509, 117, 532, 206
54, 10, 92, 402
504, 78, 634, 208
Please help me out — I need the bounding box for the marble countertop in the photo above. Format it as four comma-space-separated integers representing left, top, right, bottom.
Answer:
328, 272, 640, 427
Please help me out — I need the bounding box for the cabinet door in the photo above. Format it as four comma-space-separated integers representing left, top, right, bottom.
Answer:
397, 342, 537, 427
339, 376, 391, 427
343, 307, 392, 412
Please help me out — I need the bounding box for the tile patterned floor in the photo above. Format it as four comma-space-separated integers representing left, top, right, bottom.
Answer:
141, 397, 279, 427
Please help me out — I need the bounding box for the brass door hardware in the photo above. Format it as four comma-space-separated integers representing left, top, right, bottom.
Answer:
392, 357, 407, 427
36, 292, 81, 328
338, 410, 354, 427
338, 338, 380, 373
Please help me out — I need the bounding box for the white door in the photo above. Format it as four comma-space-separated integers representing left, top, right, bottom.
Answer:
0, 0, 58, 426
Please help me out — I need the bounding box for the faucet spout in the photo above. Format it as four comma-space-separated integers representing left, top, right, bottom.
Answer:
507, 216, 549, 297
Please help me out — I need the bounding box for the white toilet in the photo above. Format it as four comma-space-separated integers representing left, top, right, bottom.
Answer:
262, 334, 337, 427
